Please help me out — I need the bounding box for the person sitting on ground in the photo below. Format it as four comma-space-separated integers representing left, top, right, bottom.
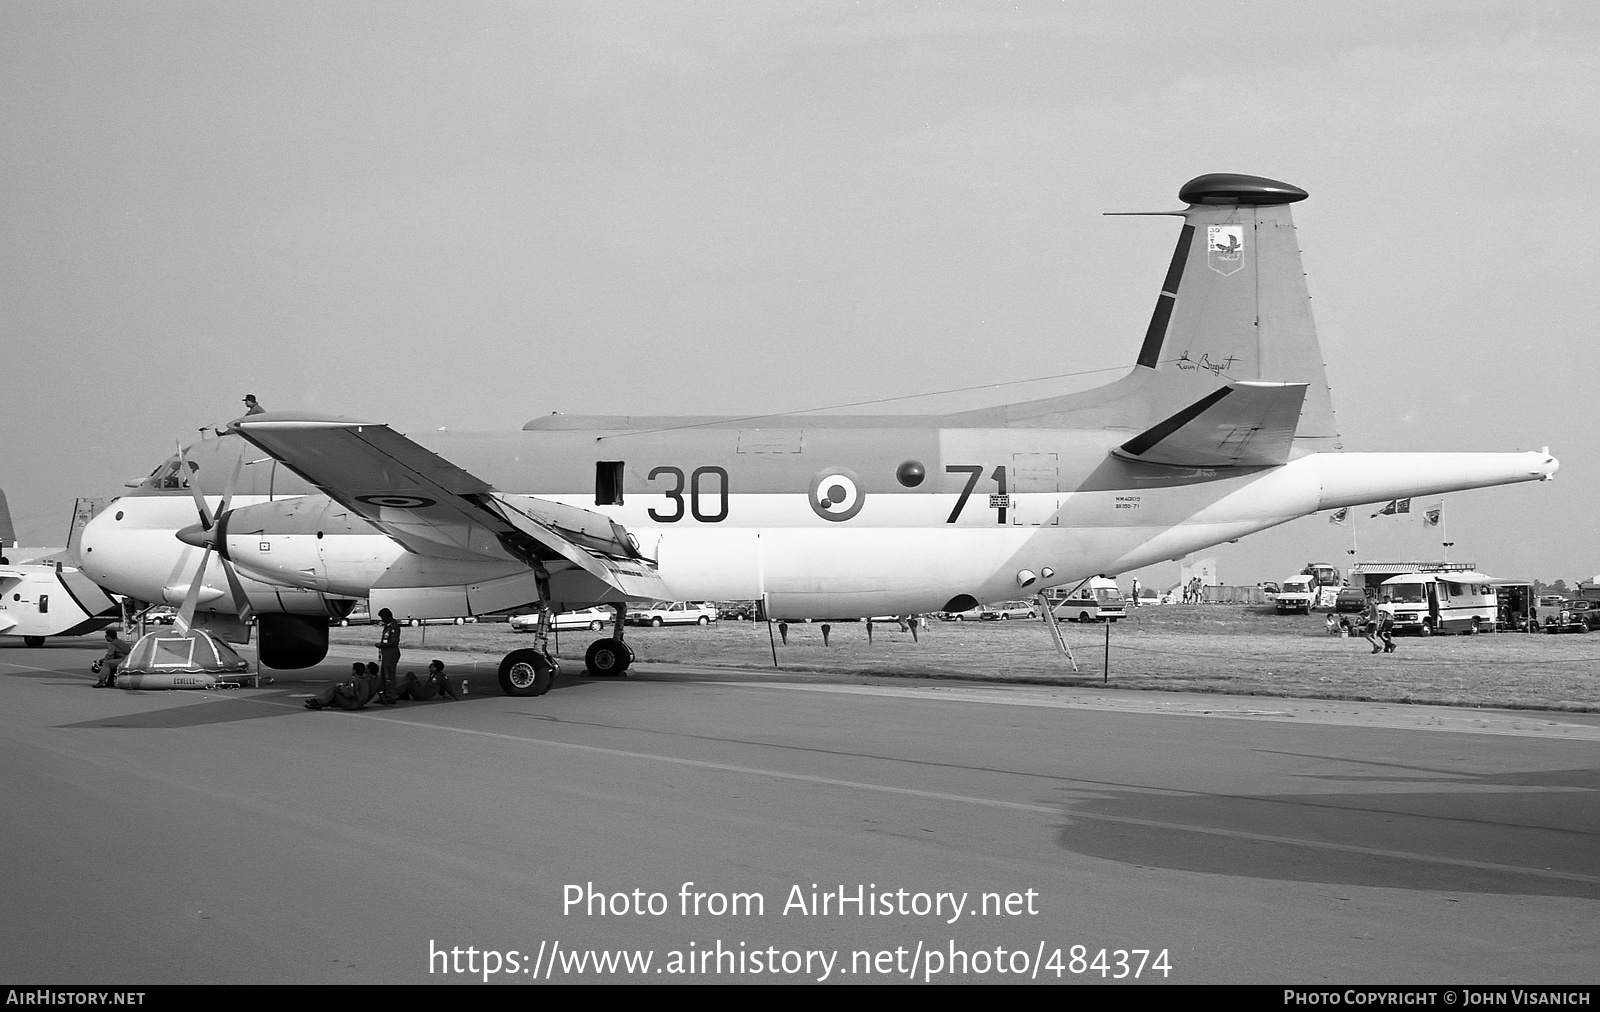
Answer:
305, 663, 380, 710
92, 628, 131, 688
396, 659, 459, 702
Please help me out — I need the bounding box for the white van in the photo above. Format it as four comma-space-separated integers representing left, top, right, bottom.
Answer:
1380, 572, 1497, 635
1275, 576, 1316, 614
1051, 578, 1126, 623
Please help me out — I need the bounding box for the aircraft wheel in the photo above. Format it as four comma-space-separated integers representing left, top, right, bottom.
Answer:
23, 636, 45, 647
498, 649, 555, 697
586, 638, 633, 677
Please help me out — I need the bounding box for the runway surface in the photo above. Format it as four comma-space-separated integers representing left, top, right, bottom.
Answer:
2, 639, 1596, 984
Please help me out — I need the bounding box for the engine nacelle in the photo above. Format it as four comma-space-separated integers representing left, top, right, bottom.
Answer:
259, 613, 329, 669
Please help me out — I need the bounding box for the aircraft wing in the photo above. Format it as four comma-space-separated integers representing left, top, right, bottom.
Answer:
233, 414, 667, 599
1114, 381, 1307, 467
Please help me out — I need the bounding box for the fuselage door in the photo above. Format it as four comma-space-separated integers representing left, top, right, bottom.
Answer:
1010, 453, 1060, 526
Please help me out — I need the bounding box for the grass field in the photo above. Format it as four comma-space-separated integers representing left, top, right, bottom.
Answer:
331, 605, 1600, 713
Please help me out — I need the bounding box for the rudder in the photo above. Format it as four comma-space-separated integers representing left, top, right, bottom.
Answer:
1000, 173, 1341, 454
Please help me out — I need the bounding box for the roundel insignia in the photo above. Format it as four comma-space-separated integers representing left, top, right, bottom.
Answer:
355, 494, 438, 509
808, 468, 864, 522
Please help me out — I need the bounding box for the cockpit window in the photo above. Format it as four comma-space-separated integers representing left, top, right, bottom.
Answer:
141, 457, 199, 491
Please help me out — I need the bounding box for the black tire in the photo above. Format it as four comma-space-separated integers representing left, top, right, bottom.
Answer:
1467, 617, 1480, 636
650, 616, 664, 627
698, 615, 709, 625
1079, 612, 1090, 623
23, 636, 45, 648
586, 638, 633, 676
1000, 613, 1010, 621
588, 620, 603, 631
497, 649, 555, 697
1420, 619, 1434, 637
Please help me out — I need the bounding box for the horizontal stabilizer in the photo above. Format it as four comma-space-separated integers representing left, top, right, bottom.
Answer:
1114, 382, 1307, 467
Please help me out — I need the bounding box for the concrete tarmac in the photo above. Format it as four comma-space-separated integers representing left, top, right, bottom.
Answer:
1, 639, 1595, 984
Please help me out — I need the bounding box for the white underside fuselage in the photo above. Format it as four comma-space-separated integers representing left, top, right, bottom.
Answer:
79, 449, 1555, 621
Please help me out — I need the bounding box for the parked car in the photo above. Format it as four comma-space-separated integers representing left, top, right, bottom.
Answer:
1567, 599, 1600, 631
509, 607, 613, 633
939, 603, 986, 621
627, 601, 718, 626
1334, 586, 1368, 613
980, 600, 1039, 621
716, 600, 758, 621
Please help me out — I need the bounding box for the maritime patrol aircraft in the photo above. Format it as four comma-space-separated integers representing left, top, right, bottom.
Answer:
77, 173, 1558, 695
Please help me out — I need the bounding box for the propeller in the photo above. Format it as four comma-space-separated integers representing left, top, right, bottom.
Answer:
171, 441, 254, 633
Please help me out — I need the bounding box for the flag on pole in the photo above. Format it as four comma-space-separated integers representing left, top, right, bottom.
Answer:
1371, 498, 1412, 518
1423, 505, 1443, 528
1328, 507, 1349, 525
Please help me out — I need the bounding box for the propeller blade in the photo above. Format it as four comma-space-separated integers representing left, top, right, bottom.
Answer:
217, 450, 245, 516
219, 556, 255, 625
176, 441, 215, 531
175, 547, 212, 634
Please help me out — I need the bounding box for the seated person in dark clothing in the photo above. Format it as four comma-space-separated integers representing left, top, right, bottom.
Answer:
397, 659, 459, 701
93, 629, 132, 688
305, 663, 380, 710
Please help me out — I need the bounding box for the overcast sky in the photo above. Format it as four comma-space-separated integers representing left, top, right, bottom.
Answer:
3, 2, 1596, 587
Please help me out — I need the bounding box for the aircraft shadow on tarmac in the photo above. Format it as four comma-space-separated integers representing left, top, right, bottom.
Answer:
1052, 753, 1599, 899
51, 667, 607, 730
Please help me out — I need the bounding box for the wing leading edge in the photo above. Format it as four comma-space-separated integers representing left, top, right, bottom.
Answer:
233, 414, 667, 601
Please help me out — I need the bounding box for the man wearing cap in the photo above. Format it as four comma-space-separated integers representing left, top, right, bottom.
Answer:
242, 394, 265, 415
375, 607, 402, 704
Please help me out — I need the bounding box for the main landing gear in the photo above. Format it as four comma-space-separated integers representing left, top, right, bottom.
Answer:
495, 601, 635, 695
585, 603, 634, 677
498, 589, 557, 697
498, 649, 555, 697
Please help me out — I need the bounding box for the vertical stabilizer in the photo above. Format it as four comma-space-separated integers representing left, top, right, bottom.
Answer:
0, 490, 13, 547
998, 173, 1341, 454
64, 498, 107, 568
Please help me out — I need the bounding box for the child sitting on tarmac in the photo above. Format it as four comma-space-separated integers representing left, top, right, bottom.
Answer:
396, 659, 459, 702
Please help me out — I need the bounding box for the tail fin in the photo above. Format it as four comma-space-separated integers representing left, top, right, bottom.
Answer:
64, 498, 106, 568
0, 490, 13, 547
997, 173, 1341, 455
